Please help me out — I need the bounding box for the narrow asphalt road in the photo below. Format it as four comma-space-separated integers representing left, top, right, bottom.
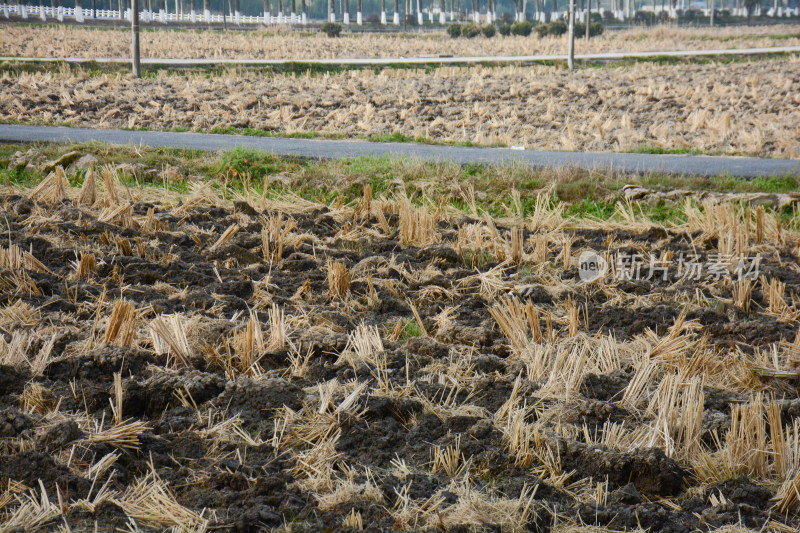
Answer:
1, 124, 798, 178
2, 45, 799, 65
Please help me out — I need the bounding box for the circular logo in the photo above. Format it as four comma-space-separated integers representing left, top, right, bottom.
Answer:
578, 250, 607, 283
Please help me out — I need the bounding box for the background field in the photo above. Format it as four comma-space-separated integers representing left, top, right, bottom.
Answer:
1, 24, 800, 59
2, 24, 800, 157
2, 58, 799, 157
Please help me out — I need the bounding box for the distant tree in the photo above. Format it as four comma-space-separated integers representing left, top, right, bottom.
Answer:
549, 19, 566, 33
744, 0, 757, 22
321, 21, 341, 34
461, 22, 480, 36
511, 19, 532, 34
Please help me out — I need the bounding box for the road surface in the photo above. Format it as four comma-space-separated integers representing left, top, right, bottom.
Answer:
1, 124, 798, 178
1, 45, 799, 65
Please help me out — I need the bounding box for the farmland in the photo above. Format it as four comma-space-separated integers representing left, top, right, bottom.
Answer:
2, 23, 800, 60
1, 143, 800, 530
2, 58, 800, 156
2, 10, 800, 531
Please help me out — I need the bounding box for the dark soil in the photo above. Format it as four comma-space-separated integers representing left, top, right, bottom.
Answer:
1, 186, 799, 532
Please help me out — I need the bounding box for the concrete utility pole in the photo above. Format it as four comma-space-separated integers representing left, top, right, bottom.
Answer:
586, 0, 590, 39
131, 0, 140, 77
568, 0, 576, 70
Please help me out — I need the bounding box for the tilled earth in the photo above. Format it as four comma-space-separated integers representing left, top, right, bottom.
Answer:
2, 59, 800, 156
1, 164, 800, 531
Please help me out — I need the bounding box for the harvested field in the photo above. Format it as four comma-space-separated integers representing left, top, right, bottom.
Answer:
1, 144, 800, 530
2, 59, 800, 156
2, 24, 800, 59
